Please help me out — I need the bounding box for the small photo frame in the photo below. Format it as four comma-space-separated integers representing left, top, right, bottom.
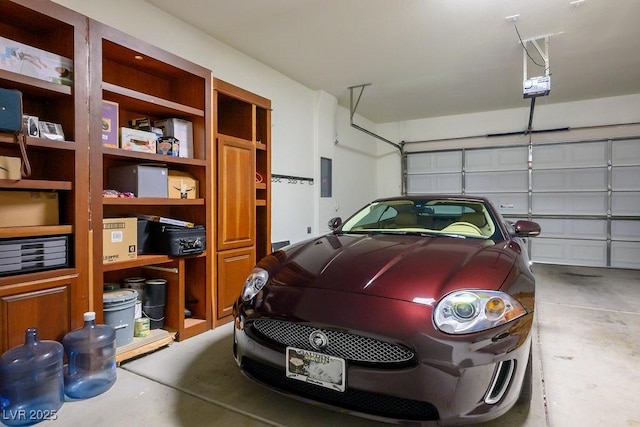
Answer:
102, 100, 119, 148
22, 115, 39, 137
38, 121, 65, 141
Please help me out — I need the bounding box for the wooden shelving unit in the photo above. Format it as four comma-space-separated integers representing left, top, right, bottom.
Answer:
1, 0, 272, 352
213, 79, 271, 323
0, 0, 90, 353
87, 20, 213, 343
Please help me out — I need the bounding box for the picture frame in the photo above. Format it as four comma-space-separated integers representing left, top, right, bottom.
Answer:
38, 121, 64, 141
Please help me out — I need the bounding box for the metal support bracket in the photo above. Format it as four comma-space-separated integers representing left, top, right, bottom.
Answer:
348, 84, 403, 153
522, 35, 550, 80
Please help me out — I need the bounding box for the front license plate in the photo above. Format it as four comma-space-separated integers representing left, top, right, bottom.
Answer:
286, 346, 346, 392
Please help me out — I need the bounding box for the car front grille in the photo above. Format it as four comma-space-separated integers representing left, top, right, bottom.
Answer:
251, 319, 414, 364
242, 357, 439, 422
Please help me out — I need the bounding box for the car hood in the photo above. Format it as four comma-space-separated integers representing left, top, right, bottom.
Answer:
268, 233, 518, 303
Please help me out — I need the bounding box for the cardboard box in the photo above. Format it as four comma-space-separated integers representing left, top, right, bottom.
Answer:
0, 36, 73, 87
0, 156, 21, 180
154, 118, 193, 158
120, 127, 157, 153
102, 101, 119, 148
0, 191, 59, 227
103, 217, 137, 264
168, 170, 199, 199
108, 164, 168, 198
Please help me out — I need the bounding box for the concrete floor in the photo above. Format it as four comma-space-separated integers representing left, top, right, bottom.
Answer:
40, 264, 640, 427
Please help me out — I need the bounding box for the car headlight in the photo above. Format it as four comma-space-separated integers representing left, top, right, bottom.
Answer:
242, 268, 269, 301
434, 290, 527, 334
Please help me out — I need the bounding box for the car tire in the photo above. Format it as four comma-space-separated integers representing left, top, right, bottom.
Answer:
516, 346, 533, 406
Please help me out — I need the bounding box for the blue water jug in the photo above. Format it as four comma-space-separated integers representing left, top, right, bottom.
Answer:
62, 312, 117, 399
0, 328, 64, 426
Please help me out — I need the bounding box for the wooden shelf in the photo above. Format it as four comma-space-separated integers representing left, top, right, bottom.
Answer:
103, 83, 205, 117
102, 197, 204, 206
0, 179, 72, 191
102, 147, 207, 166
0, 69, 72, 97
115, 328, 175, 365
0, 225, 73, 239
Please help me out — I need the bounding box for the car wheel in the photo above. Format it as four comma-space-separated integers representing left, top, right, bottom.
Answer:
516, 347, 533, 406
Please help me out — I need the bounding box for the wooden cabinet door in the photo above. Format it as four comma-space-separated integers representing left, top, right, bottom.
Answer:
217, 136, 256, 251
216, 247, 255, 320
0, 276, 74, 353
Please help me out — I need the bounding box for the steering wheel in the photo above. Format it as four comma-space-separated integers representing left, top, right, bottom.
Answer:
442, 221, 484, 236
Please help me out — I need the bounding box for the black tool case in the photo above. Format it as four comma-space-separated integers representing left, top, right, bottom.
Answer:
149, 223, 205, 256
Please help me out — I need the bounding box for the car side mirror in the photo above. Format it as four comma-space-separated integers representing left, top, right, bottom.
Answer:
328, 217, 342, 230
513, 220, 541, 237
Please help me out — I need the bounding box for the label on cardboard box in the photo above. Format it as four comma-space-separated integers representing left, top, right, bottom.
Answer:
0, 191, 59, 227
168, 171, 199, 199
120, 127, 157, 153
103, 217, 137, 263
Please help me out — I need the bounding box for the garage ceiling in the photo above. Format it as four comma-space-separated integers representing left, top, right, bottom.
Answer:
145, 0, 640, 124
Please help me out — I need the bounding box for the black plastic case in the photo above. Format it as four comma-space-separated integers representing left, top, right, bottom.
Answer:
149, 223, 205, 256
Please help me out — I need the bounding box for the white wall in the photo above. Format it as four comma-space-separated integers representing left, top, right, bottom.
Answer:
332, 106, 382, 224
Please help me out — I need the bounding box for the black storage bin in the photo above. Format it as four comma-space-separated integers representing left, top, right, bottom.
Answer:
149, 223, 205, 256
137, 219, 152, 255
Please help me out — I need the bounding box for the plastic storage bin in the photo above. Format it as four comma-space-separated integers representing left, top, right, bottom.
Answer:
0, 328, 64, 426
62, 312, 117, 399
103, 289, 138, 347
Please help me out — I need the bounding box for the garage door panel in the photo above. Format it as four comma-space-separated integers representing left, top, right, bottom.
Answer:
534, 141, 608, 169
612, 139, 640, 166
612, 166, 640, 190
611, 192, 640, 216
465, 147, 527, 172
466, 171, 528, 192
535, 218, 607, 240
406, 135, 640, 270
612, 219, 640, 241
611, 242, 640, 269
406, 151, 462, 173
532, 238, 607, 267
466, 192, 528, 215
532, 192, 607, 215
407, 173, 461, 194
533, 168, 607, 191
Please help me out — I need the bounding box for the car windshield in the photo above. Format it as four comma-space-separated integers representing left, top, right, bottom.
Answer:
340, 198, 498, 239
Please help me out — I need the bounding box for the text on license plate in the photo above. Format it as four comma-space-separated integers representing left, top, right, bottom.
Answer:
285, 346, 346, 392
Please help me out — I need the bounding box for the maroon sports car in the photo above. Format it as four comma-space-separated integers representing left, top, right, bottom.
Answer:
233, 195, 541, 425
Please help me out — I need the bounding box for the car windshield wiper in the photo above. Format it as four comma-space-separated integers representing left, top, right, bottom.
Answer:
372, 230, 436, 237
438, 233, 467, 239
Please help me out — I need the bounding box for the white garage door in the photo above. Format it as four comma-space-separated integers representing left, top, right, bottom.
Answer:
405, 138, 640, 269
